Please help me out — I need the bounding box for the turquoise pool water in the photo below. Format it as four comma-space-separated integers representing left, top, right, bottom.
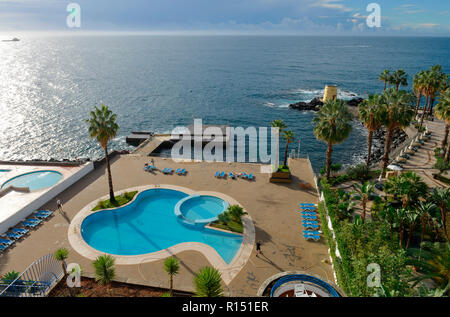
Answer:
1, 170, 63, 191
179, 195, 229, 222
81, 189, 243, 264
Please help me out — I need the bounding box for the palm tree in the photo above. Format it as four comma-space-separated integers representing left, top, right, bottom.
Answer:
270, 119, 287, 132
379, 69, 391, 91
384, 171, 428, 209
416, 202, 439, 244
313, 99, 352, 180
86, 105, 119, 203
358, 94, 384, 166
413, 71, 426, 119
430, 187, 449, 239
435, 88, 450, 155
427, 65, 448, 117
380, 88, 414, 177
54, 248, 74, 296
282, 130, 295, 167
193, 267, 223, 297
395, 208, 408, 248
405, 209, 419, 249
389, 69, 408, 91
351, 181, 375, 223
93, 254, 116, 295
164, 257, 180, 295
407, 241, 450, 294
227, 205, 247, 222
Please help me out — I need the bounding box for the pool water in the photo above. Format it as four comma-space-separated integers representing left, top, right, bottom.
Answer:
1, 170, 63, 191
81, 189, 243, 264
179, 195, 228, 222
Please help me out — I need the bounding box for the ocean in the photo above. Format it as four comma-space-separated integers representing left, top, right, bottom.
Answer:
0, 35, 449, 171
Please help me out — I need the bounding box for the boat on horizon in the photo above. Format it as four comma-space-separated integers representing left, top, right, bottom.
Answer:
2, 37, 20, 42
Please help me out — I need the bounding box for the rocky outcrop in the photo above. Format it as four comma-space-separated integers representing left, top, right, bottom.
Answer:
289, 97, 364, 111
366, 127, 408, 164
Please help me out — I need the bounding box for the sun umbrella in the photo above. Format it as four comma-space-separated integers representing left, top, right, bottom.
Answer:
388, 164, 403, 171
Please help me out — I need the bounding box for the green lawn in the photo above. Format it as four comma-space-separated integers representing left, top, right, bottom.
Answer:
210, 219, 243, 234
92, 191, 138, 211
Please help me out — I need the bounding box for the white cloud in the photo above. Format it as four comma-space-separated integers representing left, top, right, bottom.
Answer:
309, 0, 353, 12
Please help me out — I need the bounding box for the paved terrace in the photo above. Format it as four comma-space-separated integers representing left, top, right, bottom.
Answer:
0, 156, 334, 296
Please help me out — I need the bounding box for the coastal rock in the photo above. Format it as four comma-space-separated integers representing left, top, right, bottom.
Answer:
289, 97, 364, 112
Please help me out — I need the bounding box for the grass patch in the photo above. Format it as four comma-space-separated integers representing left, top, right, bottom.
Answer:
209, 220, 243, 234
276, 165, 290, 173
92, 191, 138, 211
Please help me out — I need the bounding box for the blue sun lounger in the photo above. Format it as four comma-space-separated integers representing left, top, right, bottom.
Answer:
34, 211, 52, 219
300, 206, 316, 211
176, 168, 182, 174
220, 171, 225, 178
0, 244, 7, 251
302, 220, 319, 225
215, 171, 220, 177
301, 211, 316, 216
37, 210, 53, 215
0, 238, 14, 246
300, 203, 316, 206
302, 215, 317, 220
303, 230, 320, 235
303, 223, 319, 229
177, 169, 186, 175
248, 173, 254, 181
22, 221, 39, 228
12, 228, 29, 234
240, 172, 248, 179
303, 233, 320, 241
26, 218, 42, 224
2, 232, 23, 240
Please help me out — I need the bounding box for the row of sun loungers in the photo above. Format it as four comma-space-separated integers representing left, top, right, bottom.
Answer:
143, 164, 187, 175
299, 203, 320, 241
215, 171, 254, 180
0, 210, 53, 252
394, 131, 431, 166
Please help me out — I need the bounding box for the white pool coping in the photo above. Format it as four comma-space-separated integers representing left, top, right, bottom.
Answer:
68, 184, 255, 285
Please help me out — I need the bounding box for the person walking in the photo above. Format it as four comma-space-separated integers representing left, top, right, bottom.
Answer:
256, 240, 263, 257
56, 199, 64, 213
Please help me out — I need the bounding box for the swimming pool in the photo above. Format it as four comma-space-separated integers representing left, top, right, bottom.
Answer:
81, 189, 243, 264
1, 170, 63, 191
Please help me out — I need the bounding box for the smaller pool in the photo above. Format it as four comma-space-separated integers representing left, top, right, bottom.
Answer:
1, 170, 63, 191
177, 195, 229, 224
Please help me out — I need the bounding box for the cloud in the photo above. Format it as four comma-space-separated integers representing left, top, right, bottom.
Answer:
309, 0, 353, 13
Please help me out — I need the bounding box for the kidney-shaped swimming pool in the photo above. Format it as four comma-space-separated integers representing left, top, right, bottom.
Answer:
81, 188, 243, 264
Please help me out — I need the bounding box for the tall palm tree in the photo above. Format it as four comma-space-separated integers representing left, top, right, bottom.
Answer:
86, 105, 119, 203
435, 88, 450, 155
380, 88, 414, 177
93, 254, 116, 295
358, 94, 384, 166
352, 181, 375, 223
54, 248, 73, 296
384, 171, 428, 209
313, 99, 352, 180
430, 187, 449, 239
405, 209, 419, 249
270, 119, 287, 132
282, 130, 295, 167
164, 257, 180, 295
395, 208, 408, 248
416, 202, 439, 245
407, 241, 450, 295
389, 69, 408, 91
379, 69, 391, 91
427, 65, 448, 117
193, 267, 223, 297
413, 71, 426, 119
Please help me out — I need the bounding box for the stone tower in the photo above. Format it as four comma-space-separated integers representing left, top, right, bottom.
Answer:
323, 85, 338, 102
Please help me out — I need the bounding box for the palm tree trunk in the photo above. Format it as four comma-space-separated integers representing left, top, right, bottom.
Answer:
104, 146, 116, 203
396, 83, 400, 91
326, 142, 333, 180
382, 127, 393, 177
406, 223, 415, 249
420, 218, 426, 245
384, 81, 387, 91
442, 124, 449, 155
414, 94, 422, 119
399, 222, 404, 248
428, 98, 435, 117
170, 276, 173, 294
283, 141, 290, 167
366, 130, 373, 166
361, 200, 366, 223
419, 95, 430, 128
445, 143, 450, 165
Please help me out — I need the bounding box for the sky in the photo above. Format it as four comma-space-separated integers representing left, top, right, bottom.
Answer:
0, 0, 449, 36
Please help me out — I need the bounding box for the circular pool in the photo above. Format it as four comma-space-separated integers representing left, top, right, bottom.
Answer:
175, 195, 229, 224
1, 170, 63, 191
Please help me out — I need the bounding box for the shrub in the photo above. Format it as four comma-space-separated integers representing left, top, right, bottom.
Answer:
346, 163, 369, 180
193, 267, 223, 297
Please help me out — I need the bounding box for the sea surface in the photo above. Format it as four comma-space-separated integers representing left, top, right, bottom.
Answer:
0, 35, 449, 171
